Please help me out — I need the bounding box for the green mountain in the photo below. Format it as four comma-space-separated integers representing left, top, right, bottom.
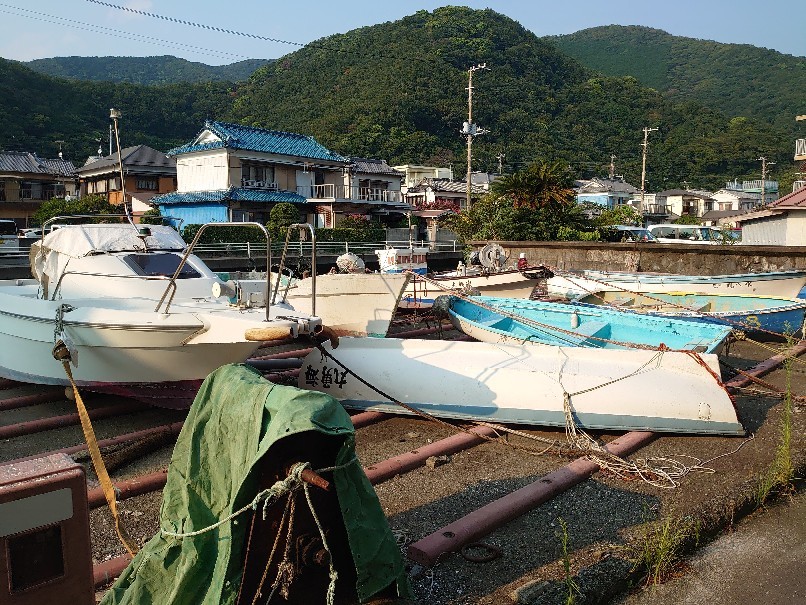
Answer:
548, 25, 806, 130
0, 57, 234, 159
23, 56, 270, 85
0, 8, 796, 191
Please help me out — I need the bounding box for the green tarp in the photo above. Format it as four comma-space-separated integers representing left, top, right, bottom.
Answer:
101, 363, 410, 604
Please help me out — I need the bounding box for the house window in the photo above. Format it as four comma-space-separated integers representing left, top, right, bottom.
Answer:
136, 178, 158, 191
241, 163, 275, 187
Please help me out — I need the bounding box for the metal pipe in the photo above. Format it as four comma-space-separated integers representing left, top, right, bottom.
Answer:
349, 410, 387, 429
0, 388, 65, 411
390, 322, 454, 339
725, 339, 806, 389
364, 425, 498, 485
88, 469, 168, 509
0, 401, 144, 440
8, 421, 185, 466
407, 431, 656, 567
250, 347, 314, 360
93, 554, 132, 589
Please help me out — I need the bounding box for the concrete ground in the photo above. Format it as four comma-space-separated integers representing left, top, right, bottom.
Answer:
615, 489, 806, 605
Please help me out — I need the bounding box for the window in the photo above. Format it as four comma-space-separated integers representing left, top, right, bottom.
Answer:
122, 253, 201, 279
0, 180, 5, 201
136, 178, 158, 191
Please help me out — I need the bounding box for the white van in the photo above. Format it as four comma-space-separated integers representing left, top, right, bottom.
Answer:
0, 220, 19, 251
648, 224, 726, 244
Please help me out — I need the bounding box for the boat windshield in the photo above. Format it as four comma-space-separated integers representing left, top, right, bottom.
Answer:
123, 253, 202, 279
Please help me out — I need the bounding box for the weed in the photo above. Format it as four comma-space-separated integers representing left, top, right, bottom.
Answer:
556, 517, 581, 604
755, 337, 796, 506
633, 513, 700, 586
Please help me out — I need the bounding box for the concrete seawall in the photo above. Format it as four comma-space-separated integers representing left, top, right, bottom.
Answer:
473, 241, 806, 275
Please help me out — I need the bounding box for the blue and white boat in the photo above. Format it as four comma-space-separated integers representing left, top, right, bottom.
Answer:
576, 291, 806, 335
443, 295, 731, 352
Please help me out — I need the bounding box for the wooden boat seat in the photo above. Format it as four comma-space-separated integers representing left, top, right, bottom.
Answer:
608, 297, 635, 307
683, 302, 711, 312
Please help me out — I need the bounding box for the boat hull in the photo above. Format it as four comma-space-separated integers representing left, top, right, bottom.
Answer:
0, 285, 306, 407
549, 269, 806, 300
447, 296, 730, 353
400, 270, 539, 309
276, 273, 410, 336
577, 291, 806, 335
299, 338, 743, 435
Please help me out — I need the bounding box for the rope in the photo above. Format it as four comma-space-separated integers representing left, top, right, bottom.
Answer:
548, 266, 806, 344
55, 343, 139, 558
160, 459, 357, 539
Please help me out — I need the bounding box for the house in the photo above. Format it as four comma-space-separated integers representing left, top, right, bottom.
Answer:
653, 189, 715, 220
75, 145, 176, 214
392, 164, 454, 194
153, 121, 410, 228
403, 178, 487, 211
575, 177, 640, 211
0, 151, 77, 226
734, 186, 806, 245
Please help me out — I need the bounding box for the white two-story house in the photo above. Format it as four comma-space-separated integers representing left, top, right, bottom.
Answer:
152, 121, 409, 228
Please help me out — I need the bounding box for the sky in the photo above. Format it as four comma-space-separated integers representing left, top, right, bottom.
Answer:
0, 0, 803, 65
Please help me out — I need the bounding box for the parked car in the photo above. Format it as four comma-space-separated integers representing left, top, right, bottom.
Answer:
648, 223, 729, 244
18, 227, 43, 239
600, 225, 657, 243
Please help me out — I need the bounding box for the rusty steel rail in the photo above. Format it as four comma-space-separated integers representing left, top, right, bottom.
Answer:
724, 339, 806, 389
0, 388, 67, 411
0, 401, 145, 440
407, 431, 657, 566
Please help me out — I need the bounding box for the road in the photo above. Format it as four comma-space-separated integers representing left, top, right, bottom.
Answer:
616, 489, 806, 604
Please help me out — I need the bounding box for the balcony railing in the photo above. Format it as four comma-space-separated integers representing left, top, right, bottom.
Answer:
241, 179, 278, 190
796, 138, 806, 159
299, 184, 403, 203
642, 204, 671, 215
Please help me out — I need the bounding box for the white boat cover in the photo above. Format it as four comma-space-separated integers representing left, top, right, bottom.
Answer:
29, 224, 188, 294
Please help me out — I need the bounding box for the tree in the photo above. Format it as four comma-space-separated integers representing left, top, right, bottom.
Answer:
595, 205, 642, 227
32, 194, 119, 226
266, 202, 303, 240
491, 161, 575, 210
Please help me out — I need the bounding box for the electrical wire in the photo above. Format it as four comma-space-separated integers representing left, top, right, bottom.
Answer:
0, 3, 250, 62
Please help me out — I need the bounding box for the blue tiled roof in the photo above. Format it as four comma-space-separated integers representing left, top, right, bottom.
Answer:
153, 187, 307, 206
167, 120, 348, 163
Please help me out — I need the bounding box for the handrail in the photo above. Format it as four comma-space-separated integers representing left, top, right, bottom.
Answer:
272, 223, 317, 316
50, 271, 175, 302
155, 222, 271, 318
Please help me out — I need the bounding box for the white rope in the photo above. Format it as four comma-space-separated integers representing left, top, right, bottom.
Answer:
160, 458, 358, 539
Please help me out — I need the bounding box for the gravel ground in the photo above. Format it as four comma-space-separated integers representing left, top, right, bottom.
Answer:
2, 315, 804, 605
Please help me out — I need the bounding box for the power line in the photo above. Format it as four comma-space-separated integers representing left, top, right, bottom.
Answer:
0, 4, 248, 61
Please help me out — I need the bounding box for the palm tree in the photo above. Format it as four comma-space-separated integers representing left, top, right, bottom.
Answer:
492, 160, 574, 209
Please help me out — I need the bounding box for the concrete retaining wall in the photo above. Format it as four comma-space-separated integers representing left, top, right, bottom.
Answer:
470, 241, 806, 275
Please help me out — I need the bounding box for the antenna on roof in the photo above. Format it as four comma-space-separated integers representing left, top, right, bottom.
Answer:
55, 140, 65, 159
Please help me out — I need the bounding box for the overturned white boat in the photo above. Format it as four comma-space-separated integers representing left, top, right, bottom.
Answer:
299, 338, 744, 435
0, 222, 322, 407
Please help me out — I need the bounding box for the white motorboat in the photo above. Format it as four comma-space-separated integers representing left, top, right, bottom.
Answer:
299, 338, 744, 435
269, 271, 410, 336
0, 223, 322, 407
548, 269, 806, 300
400, 268, 542, 309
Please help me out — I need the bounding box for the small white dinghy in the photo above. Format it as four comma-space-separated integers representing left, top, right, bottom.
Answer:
299, 338, 744, 435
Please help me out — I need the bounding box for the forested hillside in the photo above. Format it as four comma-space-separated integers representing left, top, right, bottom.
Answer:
0, 57, 234, 159
548, 25, 806, 131
23, 56, 269, 85
0, 8, 796, 191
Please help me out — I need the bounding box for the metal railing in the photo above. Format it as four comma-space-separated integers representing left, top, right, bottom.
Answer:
189, 239, 460, 258
297, 184, 403, 203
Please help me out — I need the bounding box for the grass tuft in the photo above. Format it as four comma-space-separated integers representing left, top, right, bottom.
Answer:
633, 512, 699, 586
556, 517, 581, 604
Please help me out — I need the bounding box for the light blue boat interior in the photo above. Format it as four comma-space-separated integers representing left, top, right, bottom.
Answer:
577, 292, 806, 334
450, 296, 731, 352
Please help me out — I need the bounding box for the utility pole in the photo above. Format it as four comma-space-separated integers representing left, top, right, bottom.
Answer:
757, 156, 775, 207
639, 127, 659, 213
462, 64, 489, 209
609, 154, 616, 179
496, 151, 505, 175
